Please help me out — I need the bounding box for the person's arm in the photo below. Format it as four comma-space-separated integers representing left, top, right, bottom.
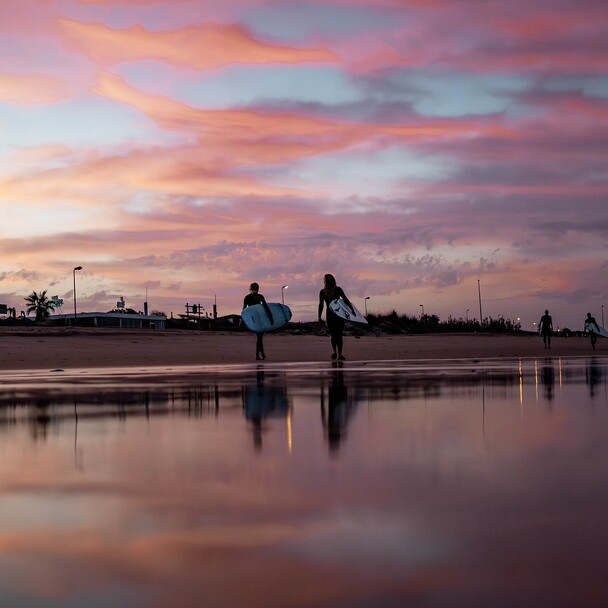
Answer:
243, 295, 249, 310
260, 294, 273, 323
318, 290, 325, 322
338, 287, 355, 314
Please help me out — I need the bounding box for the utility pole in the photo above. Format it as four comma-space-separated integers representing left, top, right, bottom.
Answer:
478, 280, 483, 327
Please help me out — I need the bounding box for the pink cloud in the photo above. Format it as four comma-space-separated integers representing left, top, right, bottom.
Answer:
57, 19, 338, 70
92, 72, 515, 164
0, 73, 68, 105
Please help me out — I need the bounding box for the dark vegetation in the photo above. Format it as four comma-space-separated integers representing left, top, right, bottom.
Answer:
2, 305, 577, 336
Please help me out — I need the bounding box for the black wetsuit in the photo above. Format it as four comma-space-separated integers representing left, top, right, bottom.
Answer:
539, 313, 553, 348
318, 287, 354, 357
243, 293, 273, 359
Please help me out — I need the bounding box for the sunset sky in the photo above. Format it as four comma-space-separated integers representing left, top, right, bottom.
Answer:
1, 0, 607, 329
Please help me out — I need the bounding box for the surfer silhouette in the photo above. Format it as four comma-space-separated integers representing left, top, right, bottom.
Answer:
585, 312, 598, 350
538, 309, 553, 349
318, 273, 355, 360
243, 283, 273, 360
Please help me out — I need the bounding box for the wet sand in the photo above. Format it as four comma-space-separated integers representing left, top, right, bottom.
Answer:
0, 327, 602, 371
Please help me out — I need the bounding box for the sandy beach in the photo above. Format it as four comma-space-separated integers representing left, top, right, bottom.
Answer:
0, 326, 603, 372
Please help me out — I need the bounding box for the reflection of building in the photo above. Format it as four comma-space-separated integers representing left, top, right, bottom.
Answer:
48, 312, 165, 329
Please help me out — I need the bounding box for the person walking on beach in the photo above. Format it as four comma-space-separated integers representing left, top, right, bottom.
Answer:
318, 273, 355, 361
585, 312, 599, 350
243, 283, 273, 360
538, 309, 553, 349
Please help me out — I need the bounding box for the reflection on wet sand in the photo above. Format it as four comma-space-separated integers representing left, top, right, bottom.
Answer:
320, 362, 357, 453
242, 368, 291, 451
586, 357, 603, 397
540, 358, 555, 402
0, 358, 608, 607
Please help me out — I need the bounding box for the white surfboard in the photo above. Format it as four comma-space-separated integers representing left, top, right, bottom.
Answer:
241, 303, 292, 333
585, 321, 608, 339
328, 298, 368, 325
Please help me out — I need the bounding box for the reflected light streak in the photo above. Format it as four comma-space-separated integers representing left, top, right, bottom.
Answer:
518, 359, 523, 406
287, 413, 293, 454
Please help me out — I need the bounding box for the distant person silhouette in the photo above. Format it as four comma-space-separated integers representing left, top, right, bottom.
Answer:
243, 282, 273, 360
585, 312, 599, 350
538, 309, 553, 349
318, 274, 355, 360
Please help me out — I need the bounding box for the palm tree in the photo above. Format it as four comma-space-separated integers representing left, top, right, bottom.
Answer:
24, 290, 56, 322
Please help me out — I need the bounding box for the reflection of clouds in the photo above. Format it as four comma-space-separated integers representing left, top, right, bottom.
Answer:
289, 512, 448, 570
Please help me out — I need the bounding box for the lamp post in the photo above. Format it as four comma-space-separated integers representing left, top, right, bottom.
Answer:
466, 308, 469, 322
281, 285, 289, 305
602, 304, 605, 327
419, 304, 424, 317
364, 296, 370, 316
73, 266, 82, 325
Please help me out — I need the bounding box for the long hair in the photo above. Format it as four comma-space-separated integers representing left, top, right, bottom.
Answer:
323, 274, 337, 297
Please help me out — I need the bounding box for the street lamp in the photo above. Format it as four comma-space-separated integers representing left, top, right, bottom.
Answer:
466, 308, 469, 322
73, 266, 82, 325
281, 285, 289, 305
419, 304, 424, 317
364, 296, 370, 316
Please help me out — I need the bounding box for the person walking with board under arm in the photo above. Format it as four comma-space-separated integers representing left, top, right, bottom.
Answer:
318, 274, 355, 361
243, 283, 273, 360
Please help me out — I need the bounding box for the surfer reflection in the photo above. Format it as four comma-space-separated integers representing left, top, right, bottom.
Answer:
540, 358, 555, 402
318, 273, 355, 360
321, 363, 355, 453
585, 358, 602, 397
242, 369, 290, 451
243, 282, 274, 360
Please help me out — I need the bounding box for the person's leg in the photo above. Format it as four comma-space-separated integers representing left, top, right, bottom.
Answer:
256, 333, 266, 359
327, 314, 340, 359
335, 330, 344, 358
330, 316, 345, 359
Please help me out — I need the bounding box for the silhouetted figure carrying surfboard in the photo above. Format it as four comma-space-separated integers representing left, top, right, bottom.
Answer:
585, 312, 599, 350
318, 274, 355, 361
243, 283, 273, 360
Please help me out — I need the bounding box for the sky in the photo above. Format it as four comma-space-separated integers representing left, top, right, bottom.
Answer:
1, 0, 607, 330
